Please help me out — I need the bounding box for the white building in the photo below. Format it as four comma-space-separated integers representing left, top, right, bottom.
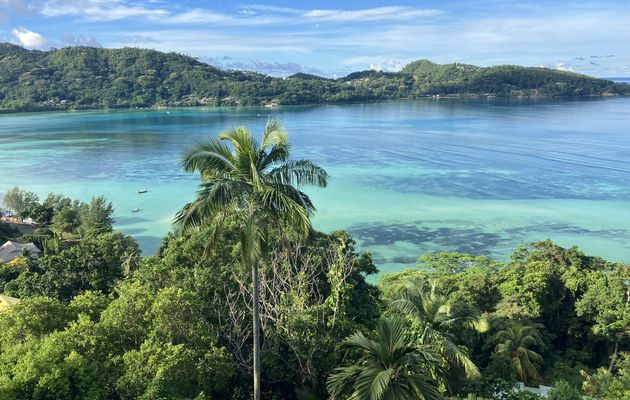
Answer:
0, 241, 41, 263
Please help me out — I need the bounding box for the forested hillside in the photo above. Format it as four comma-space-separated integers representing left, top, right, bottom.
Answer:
1, 43, 628, 112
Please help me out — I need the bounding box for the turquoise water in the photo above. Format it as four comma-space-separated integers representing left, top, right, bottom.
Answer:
1, 98, 630, 274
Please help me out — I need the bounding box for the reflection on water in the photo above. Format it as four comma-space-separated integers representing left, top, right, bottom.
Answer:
1, 97, 630, 274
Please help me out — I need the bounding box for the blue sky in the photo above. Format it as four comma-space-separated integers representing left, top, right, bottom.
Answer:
1, 0, 629, 77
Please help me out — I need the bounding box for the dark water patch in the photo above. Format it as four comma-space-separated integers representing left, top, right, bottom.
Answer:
392, 256, 418, 264
348, 222, 504, 257
115, 216, 151, 225
505, 223, 630, 242
360, 171, 630, 201
118, 228, 146, 235
370, 254, 389, 265
134, 235, 163, 256
351, 220, 630, 267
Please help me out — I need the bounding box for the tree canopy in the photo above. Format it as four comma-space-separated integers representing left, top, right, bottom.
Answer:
0, 186, 628, 399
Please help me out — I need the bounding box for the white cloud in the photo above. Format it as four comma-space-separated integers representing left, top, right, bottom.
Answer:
40, 1, 168, 21
303, 7, 441, 22
3, 2, 629, 77
342, 55, 410, 72
111, 29, 317, 54
11, 26, 47, 48
243, 5, 302, 15
166, 9, 277, 25
2, 2, 442, 26
116, 34, 161, 45
555, 62, 573, 72
0, 0, 41, 15
60, 33, 101, 47
241, 5, 440, 22
203, 57, 330, 77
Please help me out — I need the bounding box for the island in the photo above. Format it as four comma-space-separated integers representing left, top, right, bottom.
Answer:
1, 43, 628, 112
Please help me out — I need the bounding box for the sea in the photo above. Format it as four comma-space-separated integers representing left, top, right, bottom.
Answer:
1, 96, 630, 275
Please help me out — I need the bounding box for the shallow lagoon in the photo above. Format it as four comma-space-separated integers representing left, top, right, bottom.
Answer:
1, 97, 629, 274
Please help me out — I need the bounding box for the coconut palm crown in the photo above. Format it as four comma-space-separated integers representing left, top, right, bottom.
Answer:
390, 279, 489, 381
175, 119, 328, 260
327, 316, 443, 400
492, 320, 544, 385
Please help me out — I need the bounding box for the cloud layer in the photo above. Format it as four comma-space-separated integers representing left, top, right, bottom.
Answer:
1, 1, 629, 77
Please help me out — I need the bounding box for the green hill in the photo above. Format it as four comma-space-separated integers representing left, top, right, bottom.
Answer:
0, 43, 628, 112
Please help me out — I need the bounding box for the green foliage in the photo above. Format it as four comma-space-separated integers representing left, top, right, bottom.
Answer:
175, 119, 328, 257
175, 120, 329, 399
0, 186, 628, 398
418, 253, 501, 274
1, 44, 627, 112
78, 196, 115, 233
0, 296, 74, 343
5, 230, 139, 301
575, 264, 629, 340
0, 222, 19, 243
52, 207, 80, 237
582, 352, 630, 399
491, 320, 545, 385
547, 380, 581, 400
1, 186, 39, 219
401, 59, 628, 97
116, 339, 233, 400
327, 315, 442, 400
389, 279, 488, 387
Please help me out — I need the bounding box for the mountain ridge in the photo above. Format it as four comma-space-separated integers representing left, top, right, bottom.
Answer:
1, 43, 628, 112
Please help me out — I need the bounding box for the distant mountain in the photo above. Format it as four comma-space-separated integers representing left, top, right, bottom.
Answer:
1, 43, 628, 112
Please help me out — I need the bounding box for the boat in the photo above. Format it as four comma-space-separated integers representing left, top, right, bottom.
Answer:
138, 189, 148, 194
132, 208, 141, 213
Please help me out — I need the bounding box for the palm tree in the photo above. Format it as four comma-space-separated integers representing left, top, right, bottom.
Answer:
175, 119, 328, 400
492, 320, 544, 385
390, 279, 489, 381
327, 316, 443, 400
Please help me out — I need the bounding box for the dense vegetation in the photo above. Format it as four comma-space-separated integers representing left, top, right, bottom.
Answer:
0, 124, 628, 399
1, 43, 629, 112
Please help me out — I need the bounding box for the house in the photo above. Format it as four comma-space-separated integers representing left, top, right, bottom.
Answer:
0, 294, 19, 310
0, 210, 22, 224
0, 241, 41, 263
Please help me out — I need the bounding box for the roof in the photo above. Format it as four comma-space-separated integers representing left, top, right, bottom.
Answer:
0, 294, 20, 309
0, 241, 41, 263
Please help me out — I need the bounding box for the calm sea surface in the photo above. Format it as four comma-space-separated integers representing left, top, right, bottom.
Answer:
1, 97, 630, 274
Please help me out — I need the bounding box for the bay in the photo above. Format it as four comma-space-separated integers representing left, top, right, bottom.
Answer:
1, 97, 629, 275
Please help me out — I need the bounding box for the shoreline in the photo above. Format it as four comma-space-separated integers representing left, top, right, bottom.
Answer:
0, 93, 626, 115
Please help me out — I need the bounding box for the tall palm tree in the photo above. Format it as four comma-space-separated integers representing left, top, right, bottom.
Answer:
327, 316, 443, 400
390, 279, 489, 381
492, 320, 544, 385
175, 119, 328, 400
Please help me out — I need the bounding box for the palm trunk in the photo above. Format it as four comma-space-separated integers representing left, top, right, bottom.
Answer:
252, 260, 261, 400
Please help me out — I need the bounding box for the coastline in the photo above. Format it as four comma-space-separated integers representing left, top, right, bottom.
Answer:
0, 91, 627, 115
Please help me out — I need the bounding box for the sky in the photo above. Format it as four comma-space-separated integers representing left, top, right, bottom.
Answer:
1, 0, 629, 78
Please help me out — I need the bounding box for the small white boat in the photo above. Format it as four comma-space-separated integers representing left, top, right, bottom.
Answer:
138, 189, 148, 194
132, 208, 141, 213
